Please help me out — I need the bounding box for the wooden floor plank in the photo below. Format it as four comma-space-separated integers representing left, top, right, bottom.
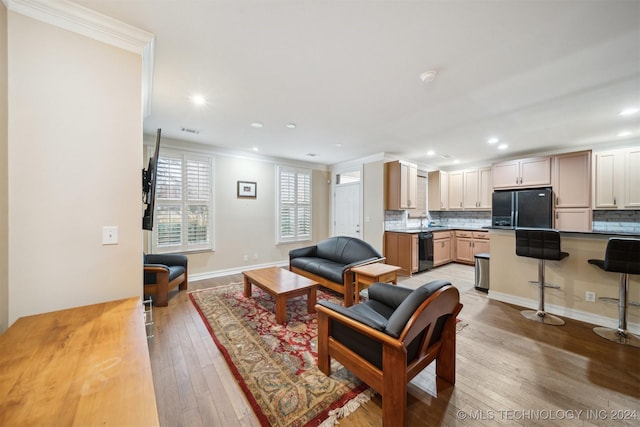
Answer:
147, 264, 640, 426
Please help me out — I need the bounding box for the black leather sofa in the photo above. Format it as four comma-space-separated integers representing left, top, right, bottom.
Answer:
289, 236, 384, 306
144, 253, 188, 306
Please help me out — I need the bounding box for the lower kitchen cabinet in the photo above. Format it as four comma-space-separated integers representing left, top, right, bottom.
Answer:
384, 232, 418, 276
455, 230, 490, 265
433, 231, 452, 267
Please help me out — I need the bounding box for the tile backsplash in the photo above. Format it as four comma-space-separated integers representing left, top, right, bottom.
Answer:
385, 209, 640, 234
592, 210, 640, 234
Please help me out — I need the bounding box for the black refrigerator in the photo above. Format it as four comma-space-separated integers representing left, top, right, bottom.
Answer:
492, 188, 553, 228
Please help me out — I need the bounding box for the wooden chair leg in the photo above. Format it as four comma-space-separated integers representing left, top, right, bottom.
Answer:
382, 345, 407, 427
436, 317, 457, 384
317, 311, 331, 375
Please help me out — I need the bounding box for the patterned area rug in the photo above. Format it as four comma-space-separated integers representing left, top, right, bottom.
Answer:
189, 282, 372, 427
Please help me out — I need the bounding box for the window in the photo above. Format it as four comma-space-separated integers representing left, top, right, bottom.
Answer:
277, 166, 311, 243
152, 148, 214, 253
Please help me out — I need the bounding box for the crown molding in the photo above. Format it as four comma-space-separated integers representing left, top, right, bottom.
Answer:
3, 0, 155, 116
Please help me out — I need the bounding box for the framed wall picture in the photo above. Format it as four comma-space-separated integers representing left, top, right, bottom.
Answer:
237, 181, 257, 198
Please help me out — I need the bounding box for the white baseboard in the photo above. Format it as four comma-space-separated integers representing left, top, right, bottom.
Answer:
189, 261, 289, 282
488, 291, 640, 335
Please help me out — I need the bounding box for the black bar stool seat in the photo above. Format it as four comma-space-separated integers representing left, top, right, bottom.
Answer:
515, 228, 569, 325
588, 237, 640, 348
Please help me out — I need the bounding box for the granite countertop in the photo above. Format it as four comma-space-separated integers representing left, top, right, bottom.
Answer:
386, 226, 490, 234
487, 226, 640, 238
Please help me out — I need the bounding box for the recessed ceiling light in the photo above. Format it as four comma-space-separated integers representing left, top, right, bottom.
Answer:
453, 159, 460, 164
252, 147, 259, 151
617, 130, 632, 137
427, 150, 435, 156
498, 143, 508, 150
619, 107, 639, 116
335, 143, 343, 147
250, 122, 263, 128
286, 123, 296, 129
487, 137, 499, 144
190, 94, 206, 106
420, 69, 438, 83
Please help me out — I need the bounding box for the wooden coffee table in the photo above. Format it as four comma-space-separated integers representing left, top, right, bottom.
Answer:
243, 266, 319, 324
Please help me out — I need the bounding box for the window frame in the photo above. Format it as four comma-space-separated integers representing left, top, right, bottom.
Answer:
150, 147, 215, 254
276, 165, 312, 244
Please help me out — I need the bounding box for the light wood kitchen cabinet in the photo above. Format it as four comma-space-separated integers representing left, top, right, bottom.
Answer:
455, 230, 489, 264
385, 160, 418, 210
553, 150, 591, 231
448, 171, 464, 210
555, 208, 592, 232
492, 156, 551, 189
432, 231, 452, 267
408, 173, 428, 218
428, 170, 448, 211
593, 146, 640, 209
384, 232, 418, 276
463, 167, 492, 209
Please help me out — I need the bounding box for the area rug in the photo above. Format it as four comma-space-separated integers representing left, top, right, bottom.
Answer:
189, 282, 372, 427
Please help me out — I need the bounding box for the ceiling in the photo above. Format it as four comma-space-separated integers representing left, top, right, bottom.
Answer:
73, 0, 640, 169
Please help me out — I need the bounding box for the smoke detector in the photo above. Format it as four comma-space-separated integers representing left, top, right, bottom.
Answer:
420, 69, 438, 83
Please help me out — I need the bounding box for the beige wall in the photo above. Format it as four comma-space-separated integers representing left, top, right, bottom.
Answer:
144, 136, 331, 278
7, 13, 143, 324
489, 230, 639, 329
0, 2, 8, 332
363, 160, 385, 252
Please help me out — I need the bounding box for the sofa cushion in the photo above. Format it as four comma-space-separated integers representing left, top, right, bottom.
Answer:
290, 257, 345, 284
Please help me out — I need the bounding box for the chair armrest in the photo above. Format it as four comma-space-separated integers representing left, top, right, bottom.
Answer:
316, 300, 387, 331
145, 254, 187, 267
143, 264, 170, 273
289, 245, 317, 259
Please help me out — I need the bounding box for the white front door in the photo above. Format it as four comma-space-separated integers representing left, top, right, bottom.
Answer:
334, 182, 361, 238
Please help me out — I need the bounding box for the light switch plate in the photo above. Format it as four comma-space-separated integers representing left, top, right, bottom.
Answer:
102, 226, 118, 245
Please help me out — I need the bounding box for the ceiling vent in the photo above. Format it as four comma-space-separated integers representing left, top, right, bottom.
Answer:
180, 127, 200, 135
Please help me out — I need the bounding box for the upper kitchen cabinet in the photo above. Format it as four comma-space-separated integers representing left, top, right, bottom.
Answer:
492, 156, 551, 189
385, 160, 418, 210
463, 167, 492, 210
448, 171, 464, 210
553, 150, 591, 208
593, 146, 640, 209
553, 150, 591, 232
408, 172, 428, 218
428, 170, 448, 211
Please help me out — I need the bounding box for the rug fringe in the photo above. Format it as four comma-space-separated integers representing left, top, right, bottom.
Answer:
318, 389, 374, 427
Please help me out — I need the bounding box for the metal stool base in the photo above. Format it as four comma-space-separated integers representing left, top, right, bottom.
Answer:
521, 309, 565, 326
593, 327, 640, 348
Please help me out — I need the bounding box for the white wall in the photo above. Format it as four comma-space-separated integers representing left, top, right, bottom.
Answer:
363, 160, 385, 252
144, 136, 331, 279
7, 13, 143, 324
0, 2, 8, 333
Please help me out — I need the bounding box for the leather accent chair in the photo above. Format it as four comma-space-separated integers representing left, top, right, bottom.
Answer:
144, 253, 188, 307
316, 280, 462, 427
515, 228, 568, 325
588, 237, 640, 347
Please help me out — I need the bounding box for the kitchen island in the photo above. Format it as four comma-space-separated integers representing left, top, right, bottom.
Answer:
489, 228, 640, 333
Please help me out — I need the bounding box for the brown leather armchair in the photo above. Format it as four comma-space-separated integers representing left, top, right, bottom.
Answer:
315, 280, 462, 427
144, 253, 188, 307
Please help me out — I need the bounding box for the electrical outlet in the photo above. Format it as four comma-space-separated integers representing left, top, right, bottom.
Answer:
586, 291, 596, 302
253, 253, 258, 260
243, 255, 249, 262
102, 226, 118, 245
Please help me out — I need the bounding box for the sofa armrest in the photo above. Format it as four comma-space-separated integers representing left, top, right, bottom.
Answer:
289, 245, 317, 259
143, 264, 170, 273
341, 256, 386, 273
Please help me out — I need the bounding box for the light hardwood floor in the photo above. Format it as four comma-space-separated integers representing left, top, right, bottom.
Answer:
148, 264, 640, 427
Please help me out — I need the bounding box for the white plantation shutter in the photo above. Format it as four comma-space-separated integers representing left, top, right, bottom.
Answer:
152, 149, 214, 253
277, 166, 312, 243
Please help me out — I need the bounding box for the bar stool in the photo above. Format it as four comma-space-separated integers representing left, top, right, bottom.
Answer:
588, 238, 640, 348
515, 228, 568, 325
